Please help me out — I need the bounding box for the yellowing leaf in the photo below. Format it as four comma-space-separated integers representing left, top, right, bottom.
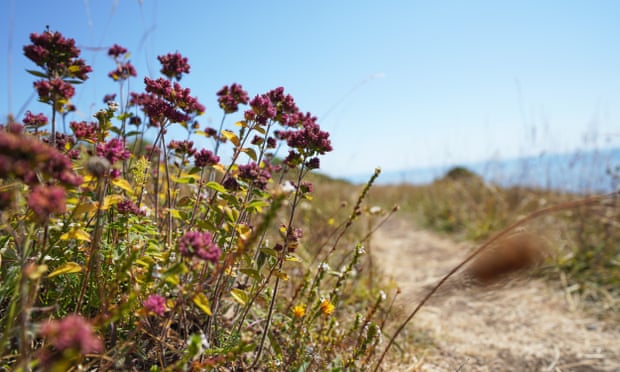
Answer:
285, 254, 301, 263
168, 208, 182, 220
72, 202, 97, 217
60, 228, 91, 242
102, 194, 124, 210
221, 130, 240, 146
236, 224, 252, 241
230, 288, 249, 305
192, 293, 212, 315
48, 262, 82, 278
274, 270, 289, 281
112, 178, 134, 193
242, 147, 257, 161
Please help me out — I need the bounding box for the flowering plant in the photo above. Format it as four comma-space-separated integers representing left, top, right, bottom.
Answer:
0, 28, 392, 371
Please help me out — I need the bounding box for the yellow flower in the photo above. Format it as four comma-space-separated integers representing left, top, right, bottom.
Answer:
319, 299, 335, 315
292, 304, 306, 318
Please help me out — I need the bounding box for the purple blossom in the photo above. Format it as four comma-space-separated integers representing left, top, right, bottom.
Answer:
116, 199, 144, 216
222, 176, 240, 191
0, 190, 15, 210
34, 78, 75, 102
108, 62, 137, 81
23, 111, 48, 129
70, 121, 98, 142
276, 113, 332, 169
217, 83, 249, 114
44, 132, 75, 150
131, 78, 205, 125
246, 94, 276, 125
103, 93, 117, 104
108, 44, 128, 58
194, 149, 219, 167
203, 126, 218, 137
28, 185, 67, 222
143, 294, 166, 316
0, 129, 82, 187
109, 168, 121, 179
158, 52, 190, 80
168, 139, 196, 157
24, 29, 92, 80
39, 314, 103, 354
238, 162, 271, 190
96, 138, 130, 164
178, 231, 221, 264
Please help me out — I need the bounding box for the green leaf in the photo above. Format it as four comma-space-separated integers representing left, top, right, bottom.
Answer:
240, 268, 261, 281
268, 332, 283, 358
247, 199, 270, 213
173, 176, 197, 184
48, 262, 82, 278
26, 69, 48, 78
206, 181, 227, 194
259, 248, 278, 258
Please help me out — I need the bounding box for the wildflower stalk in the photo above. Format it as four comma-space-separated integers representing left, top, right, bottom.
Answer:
75, 176, 109, 314
318, 168, 380, 265
372, 192, 615, 371
250, 163, 307, 368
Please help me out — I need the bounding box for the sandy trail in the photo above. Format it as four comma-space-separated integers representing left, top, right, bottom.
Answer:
372, 218, 620, 371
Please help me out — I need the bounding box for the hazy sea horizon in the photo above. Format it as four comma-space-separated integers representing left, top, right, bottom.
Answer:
346, 146, 620, 194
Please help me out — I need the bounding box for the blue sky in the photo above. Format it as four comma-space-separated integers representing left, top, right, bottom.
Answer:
2, 1, 619, 179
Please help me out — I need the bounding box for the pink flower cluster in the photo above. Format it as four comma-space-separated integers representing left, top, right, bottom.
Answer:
70, 120, 98, 142
143, 294, 167, 316
178, 231, 221, 264
158, 52, 190, 81
217, 83, 249, 114
130, 77, 205, 127
116, 199, 144, 216
27, 185, 67, 222
38, 314, 102, 362
23, 30, 92, 80
96, 138, 130, 164
107, 44, 137, 81
24, 29, 91, 108
23, 111, 48, 130
194, 149, 220, 168
238, 162, 272, 190
0, 125, 82, 187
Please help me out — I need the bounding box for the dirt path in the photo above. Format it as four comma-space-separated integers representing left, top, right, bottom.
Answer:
372, 218, 620, 371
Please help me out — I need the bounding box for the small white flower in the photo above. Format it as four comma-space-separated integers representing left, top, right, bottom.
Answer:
318, 262, 330, 272
369, 206, 382, 215
379, 290, 387, 301
281, 181, 296, 194
107, 101, 119, 112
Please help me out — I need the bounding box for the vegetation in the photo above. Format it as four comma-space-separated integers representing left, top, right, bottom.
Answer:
0, 29, 397, 371
1, 28, 618, 371
368, 166, 620, 317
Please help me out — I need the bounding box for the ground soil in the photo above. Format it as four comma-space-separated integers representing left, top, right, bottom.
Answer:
372, 218, 620, 372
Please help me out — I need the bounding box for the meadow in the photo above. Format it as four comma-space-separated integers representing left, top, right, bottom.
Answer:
1, 29, 618, 371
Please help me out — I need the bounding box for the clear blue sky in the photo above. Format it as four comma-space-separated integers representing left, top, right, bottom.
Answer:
2, 1, 619, 179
